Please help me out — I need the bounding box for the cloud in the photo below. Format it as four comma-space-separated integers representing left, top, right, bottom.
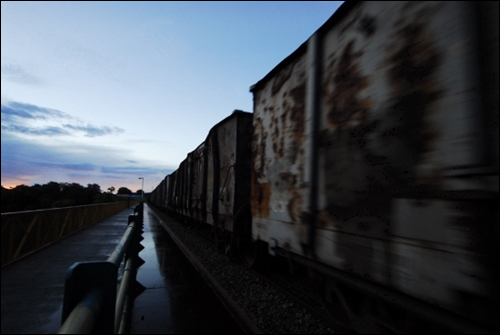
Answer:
1, 130, 169, 189
1, 124, 70, 136
1, 101, 65, 120
38, 162, 98, 172
63, 124, 124, 137
1, 64, 43, 86
1, 100, 124, 137
101, 165, 166, 176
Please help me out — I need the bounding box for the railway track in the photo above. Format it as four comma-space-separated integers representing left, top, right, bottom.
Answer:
148, 206, 340, 334
249, 259, 355, 333
149, 205, 498, 334
177, 217, 356, 332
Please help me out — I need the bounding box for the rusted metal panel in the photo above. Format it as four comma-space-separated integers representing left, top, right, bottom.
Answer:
251, 1, 498, 327
250, 50, 311, 250
317, 1, 497, 325
318, 1, 484, 219
317, 0, 492, 268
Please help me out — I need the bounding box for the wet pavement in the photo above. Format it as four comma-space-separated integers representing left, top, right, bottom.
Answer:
1, 206, 135, 334
130, 205, 244, 334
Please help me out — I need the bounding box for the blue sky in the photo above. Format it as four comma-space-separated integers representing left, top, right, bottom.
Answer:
1, 1, 343, 193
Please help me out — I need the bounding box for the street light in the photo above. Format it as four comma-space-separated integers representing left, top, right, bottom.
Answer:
138, 177, 144, 200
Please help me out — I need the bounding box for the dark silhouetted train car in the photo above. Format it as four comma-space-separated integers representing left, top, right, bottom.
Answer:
204, 110, 253, 252
155, 110, 253, 252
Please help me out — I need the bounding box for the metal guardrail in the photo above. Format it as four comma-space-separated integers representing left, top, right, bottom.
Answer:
58, 202, 145, 334
1, 201, 139, 267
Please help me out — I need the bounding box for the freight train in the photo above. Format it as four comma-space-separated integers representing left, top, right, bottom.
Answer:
150, 1, 498, 332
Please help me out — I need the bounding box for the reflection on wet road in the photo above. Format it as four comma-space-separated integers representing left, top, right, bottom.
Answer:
130, 205, 243, 334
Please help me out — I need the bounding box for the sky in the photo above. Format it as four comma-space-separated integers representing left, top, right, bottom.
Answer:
1, 1, 344, 193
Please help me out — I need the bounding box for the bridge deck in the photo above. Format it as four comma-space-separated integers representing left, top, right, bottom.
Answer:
1, 206, 135, 334
1, 204, 242, 334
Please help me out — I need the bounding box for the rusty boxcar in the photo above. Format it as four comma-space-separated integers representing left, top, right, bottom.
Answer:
249, 0, 498, 332
149, 0, 498, 332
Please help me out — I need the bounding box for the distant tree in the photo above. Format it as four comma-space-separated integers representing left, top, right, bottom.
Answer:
107, 186, 115, 194
93, 192, 117, 204
58, 183, 85, 206
43, 182, 61, 199
117, 187, 132, 195
1, 181, 115, 212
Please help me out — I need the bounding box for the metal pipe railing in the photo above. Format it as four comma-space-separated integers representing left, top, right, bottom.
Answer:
107, 223, 136, 267
57, 288, 104, 334
1, 201, 138, 267
58, 202, 145, 334
114, 257, 133, 333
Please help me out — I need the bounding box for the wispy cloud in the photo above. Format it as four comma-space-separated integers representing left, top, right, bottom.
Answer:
1, 131, 169, 189
1, 124, 70, 136
1, 63, 43, 86
63, 124, 123, 137
1, 100, 124, 137
1, 101, 65, 120
37, 162, 98, 172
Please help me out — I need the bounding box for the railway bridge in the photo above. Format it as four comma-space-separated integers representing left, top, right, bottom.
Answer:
1, 202, 243, 334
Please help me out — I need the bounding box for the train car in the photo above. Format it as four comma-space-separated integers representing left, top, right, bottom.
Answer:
189, 142, 207, 223
204, 110, 253, 252
160, 175, 169, 211
168, 142, 207, 223
150, 176, 165, 210
159, 110, 253, 251
249, 1, 498, 332
165, 171, 177, 215
149, 182, 160, 207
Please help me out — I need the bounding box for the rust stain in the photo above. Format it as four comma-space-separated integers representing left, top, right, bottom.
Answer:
251, 181, 270, 218
383, 6, 443, 178
278, 83, 306, 165
279, 172, 297, 186
270, 114, 284, 158
325, 40, 370, 129
289, 84, 306, 141
252, 117, 267, 180
357, 15, 376, 37
272, 63, 294, 96
389, 25, 441, 93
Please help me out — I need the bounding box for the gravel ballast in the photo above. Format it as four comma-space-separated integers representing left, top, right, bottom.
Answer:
148, 205, 338, 334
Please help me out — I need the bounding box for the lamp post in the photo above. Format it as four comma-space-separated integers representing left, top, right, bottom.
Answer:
138, 177, 144, 200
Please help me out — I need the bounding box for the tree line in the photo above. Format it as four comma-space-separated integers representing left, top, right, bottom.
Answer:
1, 182, 140, 213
